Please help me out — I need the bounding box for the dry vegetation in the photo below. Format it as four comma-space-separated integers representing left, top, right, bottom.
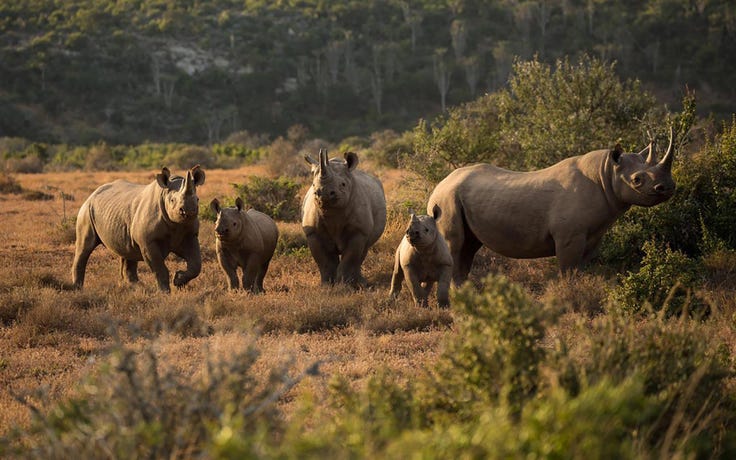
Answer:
1, 164, 735, 457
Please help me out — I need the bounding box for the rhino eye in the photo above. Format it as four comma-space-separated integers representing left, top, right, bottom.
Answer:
632, 176, 642, 186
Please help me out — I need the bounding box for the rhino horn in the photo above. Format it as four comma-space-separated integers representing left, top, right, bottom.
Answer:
319, 148, 330, 176
642, 142, 657, 165
658, 126, 675, 172
183, 169, 196, 194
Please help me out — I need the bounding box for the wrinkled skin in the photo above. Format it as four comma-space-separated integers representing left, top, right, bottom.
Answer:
389, 204, 453, 307
428, 136, 676, 284
72, 166, 205, 292
302, 150, 386, 287
211, 197, 279, 293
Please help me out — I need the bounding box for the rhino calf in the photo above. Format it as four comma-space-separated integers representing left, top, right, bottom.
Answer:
428, 131, 676, 283
210, 197, 279, 293
389, 205, 453, 308
302, 149, 386, 287
72, 165, 205, 292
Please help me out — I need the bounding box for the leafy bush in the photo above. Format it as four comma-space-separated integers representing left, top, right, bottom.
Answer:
497, 54, 656, 169
0, 174, 23, 194
163, 145, 215, 169
421, 275, 553, 420
231, 175, 302, 222
364, 129, 414, 168
600, 97, 736, 268
609, 241, 705, 316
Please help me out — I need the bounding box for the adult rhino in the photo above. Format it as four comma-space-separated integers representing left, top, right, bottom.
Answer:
302, 149, 386, 286
72, 165, 205, 292
427, 132, 676, 283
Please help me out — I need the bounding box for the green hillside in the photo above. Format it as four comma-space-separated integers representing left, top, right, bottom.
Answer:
1, 0, 734, 145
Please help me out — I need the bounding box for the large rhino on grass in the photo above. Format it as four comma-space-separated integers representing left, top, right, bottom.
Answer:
427, 132, 676, 283
302, 149, 386, 286
72, 165, 205, 292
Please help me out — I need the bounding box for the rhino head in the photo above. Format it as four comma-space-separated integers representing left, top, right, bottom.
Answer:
157, 165, 206, 223
406, 204, 442, 249
211, 196, 245, 242
304, 149, 358, 210
610, 128, 676, 207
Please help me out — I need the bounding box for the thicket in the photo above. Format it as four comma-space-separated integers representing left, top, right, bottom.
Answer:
5, 276, 734, 458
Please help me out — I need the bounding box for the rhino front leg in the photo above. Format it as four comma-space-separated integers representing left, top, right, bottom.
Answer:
405, 271, 428, 307
554, 233, 587, 273
243, 258, 264, 294
436, 265, 452, 308
120, 258, 139, 283
337, 234, 369, 287
173, 238, 202, 288
217, 251, 240, 290
305, 231, 339, 284
142, 244, 171, 292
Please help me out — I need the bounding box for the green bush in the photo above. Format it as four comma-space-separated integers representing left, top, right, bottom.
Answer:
609, 241, 705, 316
421, 275, 553, 420
364, 129, 414, 168
231, 175, 302, 222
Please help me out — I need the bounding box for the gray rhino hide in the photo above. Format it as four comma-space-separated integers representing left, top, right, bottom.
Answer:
72, 166, 205, 292
302, 151, 386, 286
428, 143, 675, 284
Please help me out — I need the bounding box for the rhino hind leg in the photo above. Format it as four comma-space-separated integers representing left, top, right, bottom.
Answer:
243, 260, 264, 294
71, 208, 100, 289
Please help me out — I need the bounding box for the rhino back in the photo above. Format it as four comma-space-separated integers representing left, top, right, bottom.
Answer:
432, 154, 615, 259
84, 180, 147, 259
246, 209, 279, 255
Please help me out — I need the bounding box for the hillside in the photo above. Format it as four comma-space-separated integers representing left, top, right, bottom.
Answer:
1, 0, 735, 145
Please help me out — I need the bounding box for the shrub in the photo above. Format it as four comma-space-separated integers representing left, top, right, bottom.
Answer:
365, 129, 414, 168
609, 240, 705, 316
231, 175, 302, 222
163, 145, 215, 169
421, 275, 553, 420
0, 174, 23, 194
5, 338, 307, 458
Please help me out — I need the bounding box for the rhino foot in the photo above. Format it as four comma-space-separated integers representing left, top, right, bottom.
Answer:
173, 271, 190, 287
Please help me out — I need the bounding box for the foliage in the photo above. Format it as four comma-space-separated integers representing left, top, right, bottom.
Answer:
407, 55, 657, 181
410, 94, 503, 182
497, 55, 656, 169
231, 175, 303, 222
4, 337, 305, 459
609, 241, 705, 316
421, 275, 553, 420
601, 109, 736, 267
1, 1, 734, 146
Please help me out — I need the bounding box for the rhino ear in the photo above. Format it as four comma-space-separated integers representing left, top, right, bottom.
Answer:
610, 144, 624, 165
156, 167, 171, 188
191, 165, 205, 186
235, 196, 244, 211
432, 204, 442, 221
304, 154, 318, 166
210, 198, 221, 214
344, 152, 359, 171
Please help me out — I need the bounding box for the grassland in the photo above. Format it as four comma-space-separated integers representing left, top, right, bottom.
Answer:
1, 164, 734, 457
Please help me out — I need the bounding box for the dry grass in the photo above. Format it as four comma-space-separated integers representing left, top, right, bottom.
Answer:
1, 165, 735, 441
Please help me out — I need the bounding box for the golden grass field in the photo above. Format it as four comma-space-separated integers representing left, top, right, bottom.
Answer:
2, 164, 734, 440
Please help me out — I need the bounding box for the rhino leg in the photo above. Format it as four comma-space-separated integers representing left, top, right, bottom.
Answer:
388, 250, 404, 299
554, 234, 587, 273
243, 259, 264, 294
447, 230, 482, 286
405, 271, 428, 307
141, 244, 171, 292
120, 258, 139, 283
172, 237, 201, 288
306, 232, 339, 284
337, 235, 368, 287
436, 265, 452, 308
256, 258, 272, 293
217, 251, 240, 290
71, 205, 100, 289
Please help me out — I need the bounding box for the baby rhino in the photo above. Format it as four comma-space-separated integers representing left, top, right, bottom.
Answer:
389, 205, 452, 308
210, 197, 279, 293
